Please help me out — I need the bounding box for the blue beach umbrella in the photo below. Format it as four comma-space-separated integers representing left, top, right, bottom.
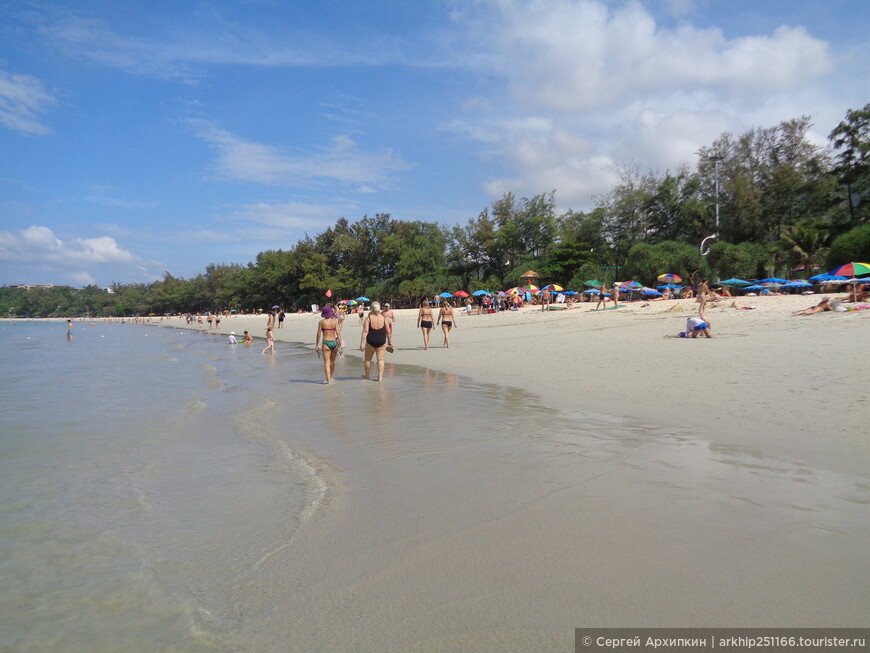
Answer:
657, 284, 680, 290
439, 292, 453, 298
742, 285, 764, 292
808, 273, 847, 283
472, 289, 490, 296
562, 290, 578, 295
356, 296, 370, 302
759, 277, 789, 284
720, 278, 750, 287
583, 289, 600, 295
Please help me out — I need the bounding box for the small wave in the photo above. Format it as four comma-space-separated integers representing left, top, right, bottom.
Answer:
184, 397, 207, 412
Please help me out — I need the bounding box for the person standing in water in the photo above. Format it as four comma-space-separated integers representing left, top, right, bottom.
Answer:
360, 301, 392, 381
66, 319, 73, 339
314, 305, 341, 384
262, 326, 275, 354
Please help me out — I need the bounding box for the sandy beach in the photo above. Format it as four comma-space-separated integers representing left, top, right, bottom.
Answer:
160, 293, 868, 476
135, 294, 870, 648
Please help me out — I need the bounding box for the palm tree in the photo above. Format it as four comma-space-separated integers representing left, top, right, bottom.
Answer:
780, 222, 829, 278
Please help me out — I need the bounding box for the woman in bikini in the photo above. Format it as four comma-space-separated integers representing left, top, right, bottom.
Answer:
437, 300, 457, 348
417, 299, 435, 350
360, 301, 392, 381
314, 305, 342, 383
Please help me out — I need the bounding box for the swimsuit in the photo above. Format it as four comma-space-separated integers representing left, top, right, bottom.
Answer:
321, 321, 339, 349
442, 321, 452, 327
420, 320, 433, 329
366, 317, 388, 348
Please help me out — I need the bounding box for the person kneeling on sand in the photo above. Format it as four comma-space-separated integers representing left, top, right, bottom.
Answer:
682, 314, 712, 338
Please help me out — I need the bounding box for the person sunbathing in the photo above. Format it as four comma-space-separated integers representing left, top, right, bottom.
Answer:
793, 297, 832, 315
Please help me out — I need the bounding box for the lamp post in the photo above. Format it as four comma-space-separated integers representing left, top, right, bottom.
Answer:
699, 154, 723, 256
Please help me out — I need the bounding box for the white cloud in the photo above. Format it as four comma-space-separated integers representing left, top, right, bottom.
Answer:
223, 199, 359, 232
468, 0, 831, 112
0, 69, 56, 135
447, 0, 846, 208
0, 226, 137, 264
190, 120, 408, 189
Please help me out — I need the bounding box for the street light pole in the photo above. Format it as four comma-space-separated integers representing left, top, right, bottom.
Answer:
700, 154, 723, 256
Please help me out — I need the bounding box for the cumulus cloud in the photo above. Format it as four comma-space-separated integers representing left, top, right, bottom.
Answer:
190, 120, 408, 189
0, 69, 56, 134
0, 225, 137, 264
447, 0, 839, 208
468, 0, 831, 112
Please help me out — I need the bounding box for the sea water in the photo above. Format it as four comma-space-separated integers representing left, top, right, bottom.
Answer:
2, 320, 868, 652
0, 321, 326, 652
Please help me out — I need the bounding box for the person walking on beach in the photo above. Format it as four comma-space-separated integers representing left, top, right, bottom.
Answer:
698, 279, 709, 315
360, 301, 392, 381
262, 326, 276, 354
314, 305, 341, 384
382, 303, 395, 330
358, 305, 365, 325
417, 299, 435, 349
437, 300, 457, 348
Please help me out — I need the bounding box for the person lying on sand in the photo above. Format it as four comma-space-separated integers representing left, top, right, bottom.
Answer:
793, 297, 837, 315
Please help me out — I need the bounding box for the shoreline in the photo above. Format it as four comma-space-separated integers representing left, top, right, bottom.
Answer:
9, 293, 867, 476
108, 292, 869, 478
7, 300, 869, 642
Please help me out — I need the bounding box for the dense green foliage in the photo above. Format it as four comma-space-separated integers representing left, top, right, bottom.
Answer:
3, 106, 868, 317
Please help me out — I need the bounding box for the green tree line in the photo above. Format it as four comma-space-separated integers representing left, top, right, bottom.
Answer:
3, 105, 868, 318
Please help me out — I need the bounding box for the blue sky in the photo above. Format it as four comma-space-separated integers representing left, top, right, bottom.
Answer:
1, 0, 868, 287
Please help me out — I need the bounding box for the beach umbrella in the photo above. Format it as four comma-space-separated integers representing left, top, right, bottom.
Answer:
808, 273, 847, 283
657, 273, 682, 282
272, 305, 280, 309
497, 291, 507, 297
642, 288, 662, 296
720, 278, 751, 287
542, 283, 564, 292
742, 285, 764, 292
584, 279, 604, 287
562, 290, 578, 295
521, 284, 539, 291
619, 280, 642, 289
583, 289, 600, 295
453, 290, 470, 297
759, 277, 789, 284
830, 262, 870, 277
439, 292, 453, 298
472, 289, 490, 296
356, 296, 370, 302
657, 284, 680, 290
